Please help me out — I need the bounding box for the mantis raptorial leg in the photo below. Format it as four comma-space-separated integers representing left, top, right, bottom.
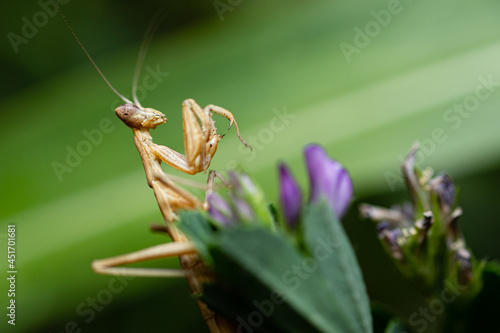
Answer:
58, 5, 250, 332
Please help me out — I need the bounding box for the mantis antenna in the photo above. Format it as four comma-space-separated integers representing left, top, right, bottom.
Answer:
56, 4, 133, 105
132, 11, 167, 108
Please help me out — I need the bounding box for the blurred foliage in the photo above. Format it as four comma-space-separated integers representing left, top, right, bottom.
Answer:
1, 0, 500, 332
0, 0, 214, 98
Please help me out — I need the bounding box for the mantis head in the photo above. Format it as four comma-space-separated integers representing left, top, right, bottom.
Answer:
115, 103, 167, 129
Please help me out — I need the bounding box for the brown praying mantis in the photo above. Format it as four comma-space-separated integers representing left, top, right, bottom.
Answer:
58, 7, 251, 333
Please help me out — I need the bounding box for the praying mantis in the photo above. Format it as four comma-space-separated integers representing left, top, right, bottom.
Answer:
58, 6, 250, 333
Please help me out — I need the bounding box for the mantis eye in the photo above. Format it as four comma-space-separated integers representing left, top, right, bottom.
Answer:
115, 103, 144, 128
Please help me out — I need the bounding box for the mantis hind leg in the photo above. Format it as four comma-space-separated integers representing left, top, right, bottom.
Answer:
91, 242, 199, 278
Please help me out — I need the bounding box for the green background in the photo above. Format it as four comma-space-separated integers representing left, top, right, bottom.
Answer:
1, 0, 500, 332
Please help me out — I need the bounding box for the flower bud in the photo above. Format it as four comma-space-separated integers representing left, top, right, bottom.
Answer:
376, 221, 391, 236
304, 144, 352, 219
381, 228, 404, 260
402, 143, 420, 205
278, 163, 302, 229
229, 171, 258, 198
231, 194, 255, 222
429, 173, 455, 214
227, 171, 274, 228
454, 248, 473, 285
207, 193, 235, 227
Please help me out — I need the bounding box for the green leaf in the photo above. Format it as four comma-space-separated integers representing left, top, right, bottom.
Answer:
201, 284, 281, 333
179, 212, 322, 332
200, 255, 317, 333
180, 213, 321, 332
177, 211, 216, 263
206, 226, 358, 332
180, 208, 373, 332
303, 200, 373, 333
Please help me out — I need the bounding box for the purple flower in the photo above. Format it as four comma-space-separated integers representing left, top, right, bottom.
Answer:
376, 221, 391, 236
231, 194, 255, 222
208, 171, 275, 228
381, 228, 404, 260
429, 173, 455, 214
277, 144, 352, 229
229, 171, 258, 198
207, 193, 235, 226
304, 144, 353, 219
278, 163, 302, 228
